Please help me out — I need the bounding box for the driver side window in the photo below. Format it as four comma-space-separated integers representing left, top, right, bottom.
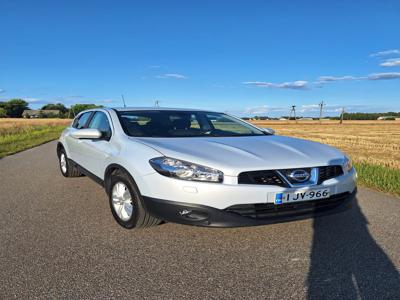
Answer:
72, 112, 92, 129
87, 111, 112, 140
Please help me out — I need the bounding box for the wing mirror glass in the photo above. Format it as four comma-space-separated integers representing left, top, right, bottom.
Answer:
71, 128, 102, 139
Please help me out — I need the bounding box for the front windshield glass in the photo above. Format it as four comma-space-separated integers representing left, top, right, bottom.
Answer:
117, 110, 265, 137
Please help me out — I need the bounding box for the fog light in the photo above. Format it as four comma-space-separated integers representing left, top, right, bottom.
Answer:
178, 209, 209, 221
179, 209, 192, 216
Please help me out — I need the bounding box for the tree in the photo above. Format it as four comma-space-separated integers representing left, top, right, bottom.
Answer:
70, 104, 102, 116
41, 103, 68, 113
3, 99, 29, 118
0, 107, 7, 118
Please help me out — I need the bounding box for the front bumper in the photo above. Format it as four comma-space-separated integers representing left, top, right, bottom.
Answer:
139, 168, 357, 210
143, 188, 357, 227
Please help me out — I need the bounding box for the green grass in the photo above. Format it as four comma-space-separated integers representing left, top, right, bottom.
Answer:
354, 162, 400, 197
0, 125, 66, 158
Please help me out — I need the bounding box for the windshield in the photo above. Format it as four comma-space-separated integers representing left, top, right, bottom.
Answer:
116, 110, 265, 137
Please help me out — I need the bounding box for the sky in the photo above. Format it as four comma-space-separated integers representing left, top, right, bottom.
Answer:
0, 0, 399, 117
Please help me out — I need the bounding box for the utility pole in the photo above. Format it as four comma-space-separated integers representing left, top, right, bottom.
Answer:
319, 100, 325, 124
154, 100, 160, 108
290, 105, 297, 123
340, 107, 345, 124
68, 105, 76, 118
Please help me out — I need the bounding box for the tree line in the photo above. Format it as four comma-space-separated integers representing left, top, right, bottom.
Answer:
336, 112, 400, 120
0, 99, 101, 118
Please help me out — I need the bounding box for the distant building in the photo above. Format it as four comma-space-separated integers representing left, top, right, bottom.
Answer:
377, 116, 396, 120
22, 110, 61, 118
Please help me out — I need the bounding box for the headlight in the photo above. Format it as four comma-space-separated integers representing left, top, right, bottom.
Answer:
149, 157, 224, 183
342, 156, 353, 173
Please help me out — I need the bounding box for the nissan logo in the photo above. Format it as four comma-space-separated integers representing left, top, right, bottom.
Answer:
288, 169, 310, 182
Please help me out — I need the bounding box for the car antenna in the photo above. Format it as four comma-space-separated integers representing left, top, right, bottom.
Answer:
121, 94, 127, 108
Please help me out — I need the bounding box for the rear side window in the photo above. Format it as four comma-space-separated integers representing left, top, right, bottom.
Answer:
88, 112, 112, 140
73, 112, 92, 129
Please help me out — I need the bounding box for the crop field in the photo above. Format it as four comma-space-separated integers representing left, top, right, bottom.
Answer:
0, 118, 71, 158
251, 120, 400, 196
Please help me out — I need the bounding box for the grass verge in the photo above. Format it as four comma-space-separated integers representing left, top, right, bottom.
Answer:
354, 162, 400, 197
0, 125, 66, 158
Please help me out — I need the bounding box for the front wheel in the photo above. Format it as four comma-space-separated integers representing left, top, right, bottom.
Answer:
58, 149, 81, 177
108, 170, 160, 229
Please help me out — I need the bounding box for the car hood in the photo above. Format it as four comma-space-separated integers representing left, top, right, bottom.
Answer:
134, 135, 345, 176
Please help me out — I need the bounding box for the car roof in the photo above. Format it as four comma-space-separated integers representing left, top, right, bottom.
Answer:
109, 107, 218, 113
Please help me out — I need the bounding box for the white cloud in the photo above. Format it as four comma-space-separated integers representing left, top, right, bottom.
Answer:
243, 80, 308, 90
317, 75, 359, 83
299, 104, 319, 112
244, 105, 269, 115
156, 73, 187, 80
244, 105, 289, 115
22, 97, 40, 103
380, 58, 400, 67
367, 72, 400, 80
316, 72, 400, 85
370, 49, 400, 57
299, 104, 344, 113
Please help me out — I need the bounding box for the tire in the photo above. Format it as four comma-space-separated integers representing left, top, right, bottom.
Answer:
108, 169, 160, 229
58, 148, 81, 177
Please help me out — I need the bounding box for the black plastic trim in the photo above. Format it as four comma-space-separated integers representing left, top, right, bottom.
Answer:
68, 159, 104, 186
142, 189, 357, 228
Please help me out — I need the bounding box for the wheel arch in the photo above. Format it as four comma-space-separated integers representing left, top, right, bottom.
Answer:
56, 142, 64, 157
104, 164, 139, 195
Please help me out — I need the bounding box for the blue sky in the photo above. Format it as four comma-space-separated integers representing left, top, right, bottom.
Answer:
0, 0, 399, 116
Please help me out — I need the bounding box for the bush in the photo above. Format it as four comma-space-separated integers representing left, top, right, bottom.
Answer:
2, 99, 29, 118
0, 107, 7, 118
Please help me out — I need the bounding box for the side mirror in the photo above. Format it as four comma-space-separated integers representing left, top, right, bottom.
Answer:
71, 128, 102, 139
262, 128, 275, 135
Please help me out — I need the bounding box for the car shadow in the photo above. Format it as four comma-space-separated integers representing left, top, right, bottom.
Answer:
307, 197, 400, 299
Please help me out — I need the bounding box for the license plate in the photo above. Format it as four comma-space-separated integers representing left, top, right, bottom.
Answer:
275, 189, 330, 205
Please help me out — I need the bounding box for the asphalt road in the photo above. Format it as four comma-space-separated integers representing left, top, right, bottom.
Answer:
0, 141, 399, 299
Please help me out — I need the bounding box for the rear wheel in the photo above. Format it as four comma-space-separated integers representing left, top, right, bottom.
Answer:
58, 148, 81, 177
108, 170, 160, 229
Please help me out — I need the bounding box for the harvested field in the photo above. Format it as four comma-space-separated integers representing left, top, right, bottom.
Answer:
251, 120, 400, 169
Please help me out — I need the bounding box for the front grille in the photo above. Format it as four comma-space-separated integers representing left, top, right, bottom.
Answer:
225, 192, 350, 220
318, 165, 343, 184
238, 165, 343, 186
238, 170, 288, 187
278, 168, 312, 185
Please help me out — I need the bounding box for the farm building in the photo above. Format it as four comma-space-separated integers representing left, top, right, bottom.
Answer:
377, 116, 396, 120
22, 110, 61, 118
